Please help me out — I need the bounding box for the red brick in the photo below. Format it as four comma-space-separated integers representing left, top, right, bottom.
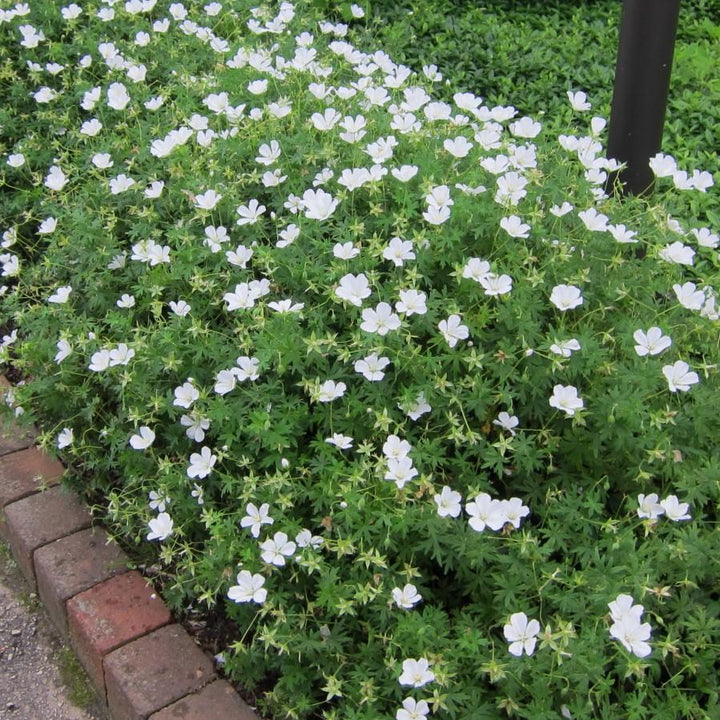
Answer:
0, 447, 64, 538
0, 414, 35, 456
34, 527, 129, 637
149, 680, 257, 720
104, 624, 216, 720
3, 485, 92, 589
67, 571, 172, 698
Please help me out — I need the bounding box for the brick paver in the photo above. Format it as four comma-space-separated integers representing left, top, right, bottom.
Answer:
68, 571, 172, 698
148, 680, 258, 720
0, 447, 64, 538
34, 527, 129, 636
3, 485, 92, 588
104, 624, 216, 720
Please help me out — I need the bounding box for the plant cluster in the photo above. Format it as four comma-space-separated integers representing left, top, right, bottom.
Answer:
1, 1, 720, 719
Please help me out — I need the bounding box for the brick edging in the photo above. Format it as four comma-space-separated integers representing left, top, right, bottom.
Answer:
0, 376, 258, 720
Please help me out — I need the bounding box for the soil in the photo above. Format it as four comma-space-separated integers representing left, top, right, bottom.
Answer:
0, 543, 107, 720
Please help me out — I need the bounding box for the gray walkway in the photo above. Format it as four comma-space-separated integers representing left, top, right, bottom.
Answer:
0, 542, 107, 720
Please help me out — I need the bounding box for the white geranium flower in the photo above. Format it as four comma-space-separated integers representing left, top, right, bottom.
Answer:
227, 570, 266, 604
129, 426, 155, 450
549, 384, 584, 416
146, 512, 173, 541
504, 612, 541, 656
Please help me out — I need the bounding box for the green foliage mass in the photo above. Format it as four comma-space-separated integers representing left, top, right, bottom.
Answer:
357, 0, 720, 179
1, 2, 719, 720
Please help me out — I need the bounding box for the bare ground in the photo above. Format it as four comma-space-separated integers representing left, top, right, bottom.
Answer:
0, 542, 107, 720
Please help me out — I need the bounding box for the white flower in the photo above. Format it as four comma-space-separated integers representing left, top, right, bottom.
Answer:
45, 166, 67, 191
54, 339, 72, 363
169, 300, 191, 317
255, 140, 281, 165
662, 361, 699, 392
317, 380, 346, 402
391, 165, 419, 182
649, 152, 677, 178
325, 433, 353, 450
107, 82, 130, 110
88, 349, 112, 372
610, 616, 652, 658
658, 241, 695, 266
187, 446, 217, 479
660, 495, 691, 521
384, 457, 418, 489
567, 90, 591, 111
633, 327, 671, 357
500, 215, 531, 238
116, 294, 135, 309
109, 174, 136, 195
335, 273, 371, 307
550, 202, 574, 217
214, 369, 237, 395
434, 486, 462, 518
226, 245, 254, 267
129, 426, 155, 450
549, 284, 584, 311
295, 529, 323, 549
395, 289, 427, 316
403, 393, 432, 421
438, 314, 469, 348
673, 282, 705, 311
148, 491, 169, 513
578, 207, 608, 232
493, 411, 519, 436
382, 237, 415, 266
398, 658, 435, 688
480, 273, 513, 296
608, 594, 645, 624
637, 492, 665, 520
235, 356, 260, 381
501, 497, 530, 528
146, 512, 173, 541
48, 286, 72, 304
396, 697, 430, 720
227, 570, 266, 604
268, 299, 304, 313
57, 427, 74, 449
301, 188, 339, 221
235, 199, 266, 226
504, 612, 541, 656
383, 435, 412, 460
180, 413, 210, 442
691, 227, 719, 248
7, 153, 25, 168
550, 338, 581, 357
549, 385, 584, 416
354, 354, 390, 381
333, 242, 360, 260
174, 380, 199, 409
463, 257, 491, 283
444, 136, 474, 158
465, 493, 506, 532
392, 584, 422, 609
361, 303, 401, 335
260, 531, 296, 566
240, 502, 274, 538
194, 189, 223, 210
109, 343, 135, 366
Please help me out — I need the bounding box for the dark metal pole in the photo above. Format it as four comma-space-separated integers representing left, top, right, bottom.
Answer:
606, 0, 681, 195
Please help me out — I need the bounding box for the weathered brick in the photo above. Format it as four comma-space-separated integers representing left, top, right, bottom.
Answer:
67, 571, 171, 698
34, 527, 129, 636
104, 624, 216, 720
149, 680, 257, 720
3, 485, 92, 589
0, 447, 64, 540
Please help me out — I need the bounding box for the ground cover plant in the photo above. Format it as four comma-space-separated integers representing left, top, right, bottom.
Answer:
361, 0, 720, 182
1, 1, 720, 719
